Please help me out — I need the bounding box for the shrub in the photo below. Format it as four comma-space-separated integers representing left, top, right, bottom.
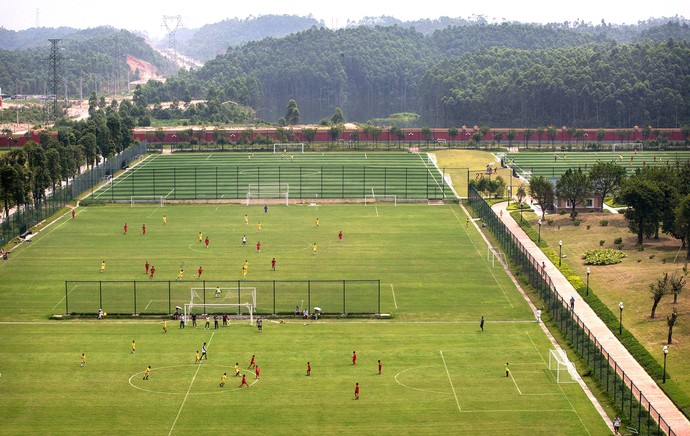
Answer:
582, 248, 627, 265
600, 220, 609, 226
559, 210, 567, 215
617, 244, 624, 250
636, 245, 644, 251
599, 240, 605, 246
649, 254, 655, 259
613, 237, 623, 245
586, 224, 591, 230
573, 220, 581, 226
546, 219, 554, 226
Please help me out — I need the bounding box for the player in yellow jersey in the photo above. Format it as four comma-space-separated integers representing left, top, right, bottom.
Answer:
80, 353, 86, 367
312, 242, 317, 255
242, 265, 248, 278
163, 320, 167, 333
220, 373, 227, 387
198, 231, 203, 244
99, 260, 106, 273
244, 214, 248, 225
315, 218, 320, 227
195, 351, 201, 364
163, 214, 167, 225
235, 363, 240, 377
143, 366, 150, 380
177, 269, 184, 281
257, 222, 261, 233
131, 340, 136, 354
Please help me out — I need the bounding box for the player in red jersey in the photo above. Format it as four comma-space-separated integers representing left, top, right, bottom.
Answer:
123, 223, 128, 234
306, 361, 311, 376
145, 261, 150, 275
149, 265, 156, 279
352, 351, 357, 365
338, 230, 343, 242
239, 374, 250, 388
256, 241, 261, 253
205, 236, 209, 248
255, 365, 260, 379
378, 359, 382, 375
271, 257, 276, 271
248, 354, 256, 369
142, 224, 146, 235
197, 266, 203, 278
354, 383, 360, 400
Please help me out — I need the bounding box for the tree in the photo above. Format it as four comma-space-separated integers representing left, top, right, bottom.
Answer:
649, 273, 670, 319
506, 129, 517, 147
528, 176, 554, 220
667, 307, 678, 344
670, 272, 686, 304
589, 161, 626, 211
674, 195, 690, 260
524, 128, 534, 149
421, 127, 432, 145
448, 127, 458, 144
546, 126, 557, 150
556, 168, 592, 219
331, 107, 344, 124
302, 128, 317, 144
284, 99, 300, 125
620, 177, 664, 246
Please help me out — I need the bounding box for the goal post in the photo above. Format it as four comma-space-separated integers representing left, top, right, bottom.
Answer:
487, 246, 507, 268
130, 196, 164, 207
190, 287, 256, 312
184, 303, 254, 325
273, 143, 304, 154
246, 184, 289, 206
548, 349, 578, 384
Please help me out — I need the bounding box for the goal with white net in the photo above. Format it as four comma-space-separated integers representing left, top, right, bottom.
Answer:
184, 303, 254, 325
273, 143, 304, 154
246, 184, 289, 206
487, 246, 507, 268
548, 349, 578, 384
130, 196, 165, 207
190, 287, 256, 311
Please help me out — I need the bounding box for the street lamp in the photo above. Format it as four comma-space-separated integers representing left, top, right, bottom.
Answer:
663, 346, 668, 383
618, 302, 624, 335
561, 124, 567, 144
538, 220, 542, 243
586, 267, 590, 296
558, 240, 563, 266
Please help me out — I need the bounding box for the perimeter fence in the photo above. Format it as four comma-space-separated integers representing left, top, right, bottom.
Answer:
468, 185, 675, 436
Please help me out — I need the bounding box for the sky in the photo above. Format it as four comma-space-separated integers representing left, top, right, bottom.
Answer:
1, 0, 688, 38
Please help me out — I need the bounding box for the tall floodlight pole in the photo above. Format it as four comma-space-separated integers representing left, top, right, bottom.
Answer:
48, 39, 62, 119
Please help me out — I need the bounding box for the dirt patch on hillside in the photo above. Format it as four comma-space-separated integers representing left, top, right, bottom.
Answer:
127, 55, 164, 84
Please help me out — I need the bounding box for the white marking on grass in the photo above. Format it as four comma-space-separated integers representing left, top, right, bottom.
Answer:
205, 154, 212, 160
375, 205, 379, 217
128, 364, 257, 396
448, 205, 514, 308
147, 208, 161, 218
509, 371, 522, 395
393, 366, 452, 396
168, 332, 215, 436
440, 350, 461, 412
52, 284, 78, 310
144, 300, 154, 310
165, 189, 174, 199
390, 284, 398, 308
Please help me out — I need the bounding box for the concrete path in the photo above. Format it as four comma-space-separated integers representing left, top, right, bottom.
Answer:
492, 201, 690, 436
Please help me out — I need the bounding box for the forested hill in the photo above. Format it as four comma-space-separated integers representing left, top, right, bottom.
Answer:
140, 21, 690, 128
178, 15, 323, 61
0, 27, 172, 97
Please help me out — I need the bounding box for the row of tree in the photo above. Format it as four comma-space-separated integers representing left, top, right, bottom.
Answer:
0, 95, 136, 219
528, 161, 690, 259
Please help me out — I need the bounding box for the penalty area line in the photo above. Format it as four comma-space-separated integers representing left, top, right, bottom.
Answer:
390, 284, 398, 308
52, 284, 78, 310
168, 332, 215, 436
440, 350, 461, 412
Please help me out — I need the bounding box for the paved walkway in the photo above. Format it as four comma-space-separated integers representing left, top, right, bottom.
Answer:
492, 201, 690, 436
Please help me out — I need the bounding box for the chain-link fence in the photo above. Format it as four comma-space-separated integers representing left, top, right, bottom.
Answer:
468, 186, 674, 436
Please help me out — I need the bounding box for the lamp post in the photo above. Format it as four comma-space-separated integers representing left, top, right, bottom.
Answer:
538, 220, 542, 243
558, 240, 563, 266
663, 346, 668, 383
586, 267, 590, 296
618, 302, 624, 335
561, 124, 567, 144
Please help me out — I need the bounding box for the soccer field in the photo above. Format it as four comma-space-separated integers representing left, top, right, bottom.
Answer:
0, 200, 609, 433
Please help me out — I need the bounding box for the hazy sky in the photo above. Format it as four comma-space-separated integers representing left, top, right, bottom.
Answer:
1, 0, 688, 38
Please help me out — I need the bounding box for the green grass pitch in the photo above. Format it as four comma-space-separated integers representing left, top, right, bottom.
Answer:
0, 201, 609, 434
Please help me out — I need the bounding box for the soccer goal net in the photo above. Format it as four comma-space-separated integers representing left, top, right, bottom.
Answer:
190, 287, 257, 312
130, 196, 165, 207
184, 303, 254, 325
487, 246, 507, 268
273, 143, 304, 154
548, 349, 578, 384
246, 184, 289, 206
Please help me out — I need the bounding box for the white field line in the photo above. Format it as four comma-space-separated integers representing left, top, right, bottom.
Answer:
52, 284, 78, 310
390, 284, 398, 309
509, 371, 522, 395
448, 205, 514, 308
440, 350, 461, 412
168, 332, 215, 436
94, 154, 158, 199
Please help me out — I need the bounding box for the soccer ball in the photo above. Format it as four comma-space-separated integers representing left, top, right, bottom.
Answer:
103, 312, 107, 316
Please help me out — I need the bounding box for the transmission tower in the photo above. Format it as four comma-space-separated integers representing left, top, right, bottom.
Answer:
162, 15, 182, 66
48, 38, 62, 119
